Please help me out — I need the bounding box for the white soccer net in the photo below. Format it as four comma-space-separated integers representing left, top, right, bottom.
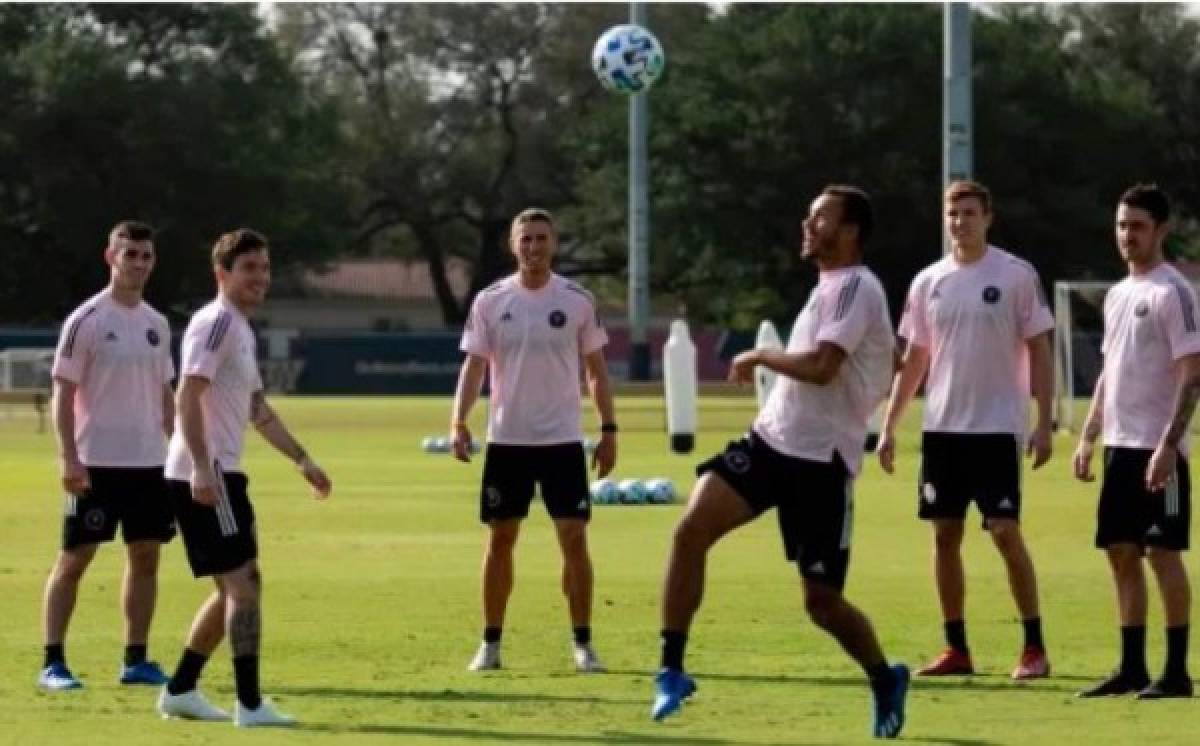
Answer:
1054, 280, 1200, 434
0, 347, 54, 392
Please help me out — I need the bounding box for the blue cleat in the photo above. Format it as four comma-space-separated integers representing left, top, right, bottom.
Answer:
119, 660, 169, 686
872, 663, 910, 739
651, 668, 696, 721
38, 663, 83, 691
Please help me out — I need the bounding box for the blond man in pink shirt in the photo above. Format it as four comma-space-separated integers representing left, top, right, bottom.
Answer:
451, 208, 617, 674
40, 221, 176, 691
1074, 185, 1196, 699
879, 181, 1054, 681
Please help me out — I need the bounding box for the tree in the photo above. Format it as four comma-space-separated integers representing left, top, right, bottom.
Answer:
0, 4, 350, 322
289, 3, 710, 324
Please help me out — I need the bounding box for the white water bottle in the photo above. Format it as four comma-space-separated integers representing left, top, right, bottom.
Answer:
754, 320, 783, 410
663, 319, 697, 453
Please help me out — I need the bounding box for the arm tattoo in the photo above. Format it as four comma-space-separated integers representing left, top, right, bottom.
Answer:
229, 604, 261, 657
1164, 376, 1200, 447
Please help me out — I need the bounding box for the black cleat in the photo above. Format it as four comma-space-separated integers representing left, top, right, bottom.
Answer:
1136, 677, 1193, 700
1077, 670, 1151, 698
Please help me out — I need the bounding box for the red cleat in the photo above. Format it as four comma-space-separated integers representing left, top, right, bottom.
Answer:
917, 647, 975, 676
1011, 647, 1050, 680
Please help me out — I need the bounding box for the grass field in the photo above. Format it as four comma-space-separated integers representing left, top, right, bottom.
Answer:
0, 395, 1195, 745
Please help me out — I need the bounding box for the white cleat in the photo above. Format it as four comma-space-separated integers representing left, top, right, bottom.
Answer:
573, 644, 607, 673
234, 698, 297, 728
467, 642, 502, 671
157, 687, 231, 721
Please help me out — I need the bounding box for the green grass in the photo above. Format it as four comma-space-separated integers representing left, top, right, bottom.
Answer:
0, 396, 1194, 745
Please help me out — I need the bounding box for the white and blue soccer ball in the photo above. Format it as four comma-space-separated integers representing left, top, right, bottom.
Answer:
644, 478, 677, 504
432, 437, 450, 453
617, 478, 648, 505
591, 479, 620, 505
592, 24, 666, 94
421, 436, 438, 453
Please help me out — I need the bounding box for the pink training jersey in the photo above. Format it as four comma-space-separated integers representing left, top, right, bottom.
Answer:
460, 273, 607, 445
51, 289, 174, 467
165, 296, 263, 479
753, 266, 895, 475
1101, 262, 1200, 455
898, 246, 1053, 436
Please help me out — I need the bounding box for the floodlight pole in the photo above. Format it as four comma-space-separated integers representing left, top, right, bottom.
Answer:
943, 1, 973, 255
628, 1, 651, 381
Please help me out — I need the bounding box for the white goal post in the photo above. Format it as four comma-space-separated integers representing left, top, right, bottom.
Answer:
0, 347, 54, 392
1054, 280, 1200, 434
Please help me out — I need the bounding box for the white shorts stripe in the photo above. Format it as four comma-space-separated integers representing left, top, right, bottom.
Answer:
839, 478, 854, 550
64, 494, 77, 517
212, 461, 238, 537
1166, 478, 1179, 517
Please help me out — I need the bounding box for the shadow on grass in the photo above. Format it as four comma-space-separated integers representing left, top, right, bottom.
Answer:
301, 722, 805, 745
604, 670, 1089, 694
275, 685, 643, 706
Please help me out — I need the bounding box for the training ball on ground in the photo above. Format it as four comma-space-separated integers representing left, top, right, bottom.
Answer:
421, 436, 438, 452
617, 478, 647, 504
591, 479, 619, 505
592, 24, 666, 94
644, 478, 677, 504
432, 437, 450, 453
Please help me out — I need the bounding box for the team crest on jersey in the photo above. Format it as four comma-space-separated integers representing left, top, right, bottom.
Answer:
982, 286, 1001, 304
724, 449, 751, 474
84, 508, 106, 530
1134, 300, 1150, 318
146, 328, 160, 346
548, 310, 567, 328
104, 330, 118, 342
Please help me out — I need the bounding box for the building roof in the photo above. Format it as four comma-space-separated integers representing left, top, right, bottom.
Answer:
303, 258, 471, 300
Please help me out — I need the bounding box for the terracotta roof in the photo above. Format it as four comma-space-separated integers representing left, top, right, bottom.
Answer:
303, 259, 471, 300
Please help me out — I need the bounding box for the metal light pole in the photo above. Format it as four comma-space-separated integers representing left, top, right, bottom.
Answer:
628, 1, 651, 380
943, 2, 973, 253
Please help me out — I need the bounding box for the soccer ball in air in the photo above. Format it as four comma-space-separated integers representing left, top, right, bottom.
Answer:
591, 479, 620, 505
592, 24, 666, 94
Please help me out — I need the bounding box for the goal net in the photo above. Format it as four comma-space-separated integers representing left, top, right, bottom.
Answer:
0, 347, 54, 392
1054, 280, 1200, 433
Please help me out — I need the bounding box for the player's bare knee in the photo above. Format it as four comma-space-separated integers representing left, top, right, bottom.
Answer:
671, 514, 714, 554
488, 522, 520, 553
54, 549, 94, 583
987, 520, 1022, 551
803, 584, 842, 629
932, 524, 963, 553
126, 542, 160, 575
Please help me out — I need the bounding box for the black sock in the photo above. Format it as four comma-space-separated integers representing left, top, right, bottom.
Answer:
660, 629, 687, 672
166, 649, 208, 696
573, 626, 591, 646
483, 626, 502, 644
1022, 617, 1045, 651
233, 655, 261, 710
945, 619, 969, 654
1119, 625, 1148, 678
1165, 625, 1190, 681
866, 661, 896, 697
124, 644, 147, 667
44, 644, 65, 668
